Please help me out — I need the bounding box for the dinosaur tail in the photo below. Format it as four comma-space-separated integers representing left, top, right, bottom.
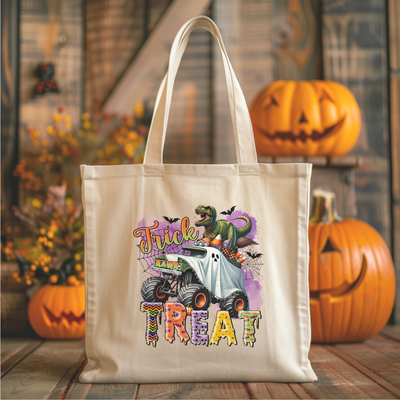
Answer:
236, 237, 258, 248
233, 216, 252, 238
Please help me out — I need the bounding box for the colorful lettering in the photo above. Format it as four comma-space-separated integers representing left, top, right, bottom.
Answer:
155, 260, 180, 270
140, 302, 163, 347
210, 311, 237, 346
181, 217, 199, 241
133, 221, 159, 254
239, 310, 261, 347
134, 218, 199, 254
190, 310, 209, 346
165, 303, 190, 345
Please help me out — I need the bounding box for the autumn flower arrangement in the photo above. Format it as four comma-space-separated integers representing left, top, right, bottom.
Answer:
1, 103, 150, 288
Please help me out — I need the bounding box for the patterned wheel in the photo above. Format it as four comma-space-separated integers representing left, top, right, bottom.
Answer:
219, 291, 249, 318
141, 277, 170, 303
177, 284, 210, 311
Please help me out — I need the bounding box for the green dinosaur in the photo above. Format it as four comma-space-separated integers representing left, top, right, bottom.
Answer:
195, 205, 254, 250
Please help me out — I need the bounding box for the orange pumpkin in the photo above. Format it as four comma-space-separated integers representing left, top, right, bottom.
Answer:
309, 189, 395, 343
28, 284, 85, 339
250, 80, 361, 157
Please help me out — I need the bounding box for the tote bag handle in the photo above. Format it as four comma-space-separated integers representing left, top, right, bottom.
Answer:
143, 16, 258, 165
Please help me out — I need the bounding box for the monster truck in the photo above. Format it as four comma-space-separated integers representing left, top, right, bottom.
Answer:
140, 243, 249, 318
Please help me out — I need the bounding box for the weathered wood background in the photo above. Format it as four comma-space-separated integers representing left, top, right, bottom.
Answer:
4, 0, 399, 321
18, 0, 83, 148
1, 0, 20, 209
388, 0, 400, 323
2, 328, 400, 399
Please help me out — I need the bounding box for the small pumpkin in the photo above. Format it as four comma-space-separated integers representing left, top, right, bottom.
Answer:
28, 283, 85, 339
309, 188, 395, 343
250, 80, 361, 157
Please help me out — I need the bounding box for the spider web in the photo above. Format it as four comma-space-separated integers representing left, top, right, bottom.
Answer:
135, 223, 264, 281
242, 257, 263, 281
137, 224, 192, 277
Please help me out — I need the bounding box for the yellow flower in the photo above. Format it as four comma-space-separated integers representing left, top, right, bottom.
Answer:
65, 198, 73, 206
65, 115, 71, 122
75, 264, 82, 272
127, 118, 135, 127
74, 253, 81, 261
47, 154, 55, 161
115, 135, 123, 145
129, 131, 139, 140
59, 130, 65, 139
82, 112, 90, 120
83, 120, 92, 130
65, 123, 72, 130
124, 143, 136, 157
47, 241, 53, 248
68, 275, 78, 286
30, 265, 37, 271
46, 126, 54, 135
41, 139, 48, 147
50, 224, 58, 232
43, 266, 49, 273
135, 102, 144, 118
49, 275, 58, 284
47, 231, 54, 239
31, 198, 43, 209
52, 113, 58, 120
32, 129, 40, 138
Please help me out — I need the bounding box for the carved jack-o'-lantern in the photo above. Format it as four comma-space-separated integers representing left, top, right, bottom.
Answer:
250, 80, 361, 157
28, 284, 85, 339
309, 189, 395, 343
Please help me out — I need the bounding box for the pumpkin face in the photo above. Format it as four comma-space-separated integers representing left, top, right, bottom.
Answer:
28, 284, 85, 339
250, 80, 361, 157
309, 190, 395, 343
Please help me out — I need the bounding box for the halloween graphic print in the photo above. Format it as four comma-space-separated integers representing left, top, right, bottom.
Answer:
134, 205, 263, 348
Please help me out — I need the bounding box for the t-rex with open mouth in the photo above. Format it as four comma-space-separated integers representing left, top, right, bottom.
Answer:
195, 205, 256, 250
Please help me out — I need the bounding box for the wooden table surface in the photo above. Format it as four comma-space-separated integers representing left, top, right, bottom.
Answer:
1, 326, 400, 399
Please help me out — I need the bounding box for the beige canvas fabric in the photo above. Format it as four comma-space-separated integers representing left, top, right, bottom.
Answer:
80, 16, 317, 384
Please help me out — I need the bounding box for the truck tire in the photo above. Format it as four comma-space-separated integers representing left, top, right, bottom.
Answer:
141, 277, 170, 303
219, 291, 249, 318
177, 284, 210, 311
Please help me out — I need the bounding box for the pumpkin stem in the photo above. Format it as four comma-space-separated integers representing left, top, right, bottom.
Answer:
310, 188, 341, 223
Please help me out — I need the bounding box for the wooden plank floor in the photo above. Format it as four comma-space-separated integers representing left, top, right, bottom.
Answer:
1, 326, 400, 399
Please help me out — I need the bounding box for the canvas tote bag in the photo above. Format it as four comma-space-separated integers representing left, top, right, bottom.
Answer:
80, 16, 317, 384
